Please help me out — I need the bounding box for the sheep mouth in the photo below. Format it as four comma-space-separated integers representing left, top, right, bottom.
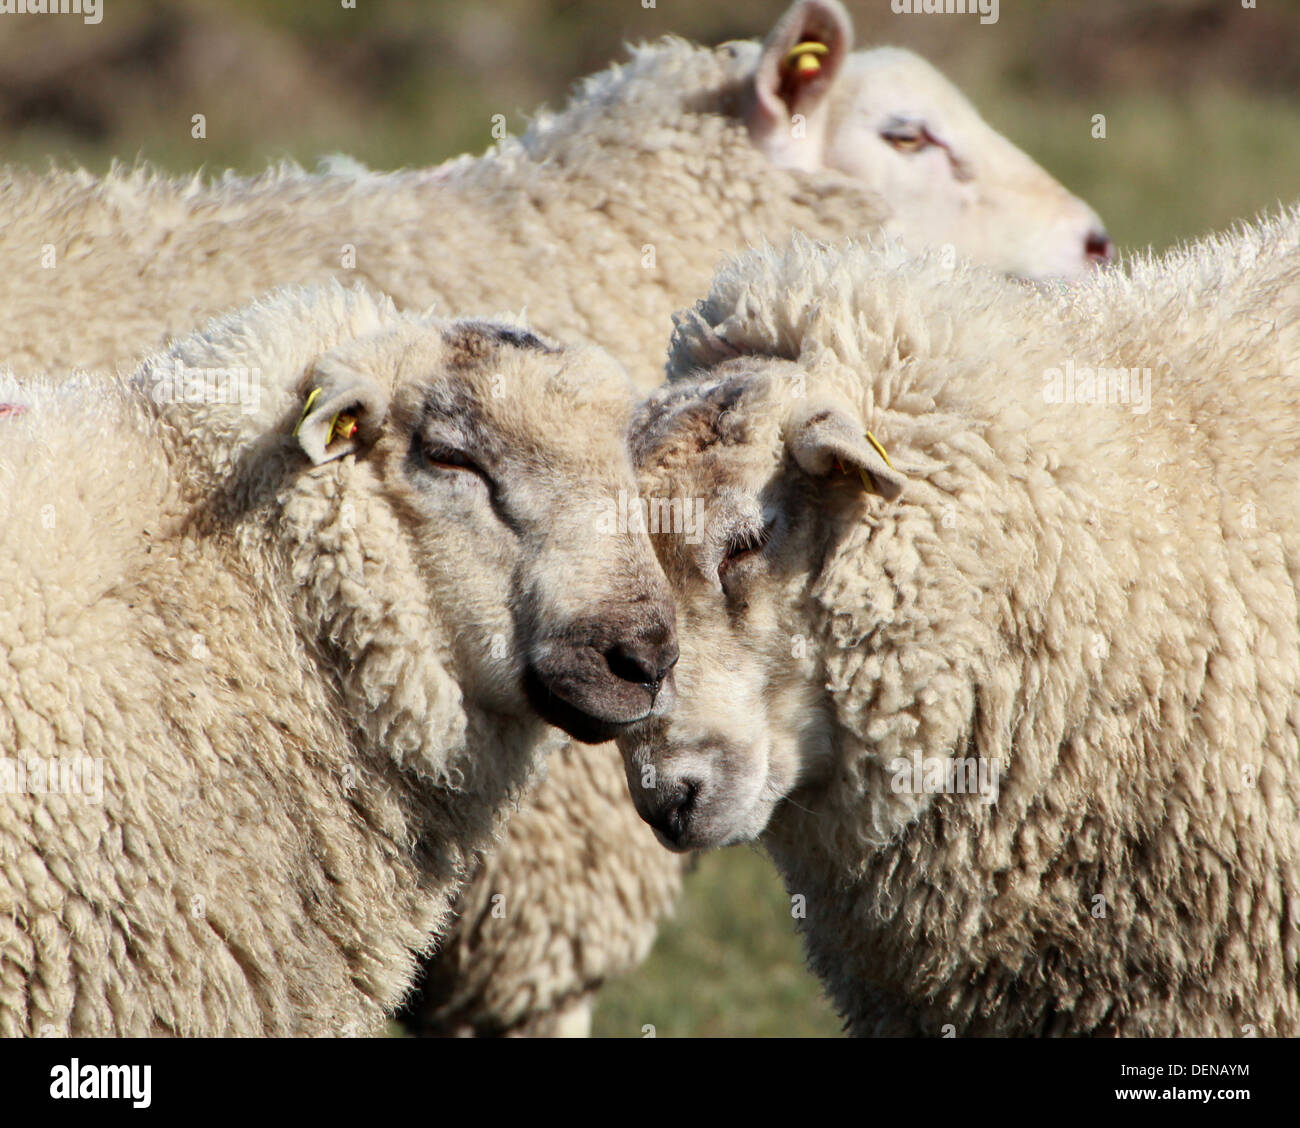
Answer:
650, 826, 695, 854
522, 667, 651, 744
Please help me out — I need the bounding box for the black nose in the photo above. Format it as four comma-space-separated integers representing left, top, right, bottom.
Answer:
604, 637, 679, 693
1085, 228, 1112, 264
524, 612, 679, 743
649, 780, 698, 847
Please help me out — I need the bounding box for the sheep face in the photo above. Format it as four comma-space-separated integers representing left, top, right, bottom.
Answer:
295, 320, 679, 746
740, 1, 1111, 280
618, 366, 903, 850
826, 49, 1111, 281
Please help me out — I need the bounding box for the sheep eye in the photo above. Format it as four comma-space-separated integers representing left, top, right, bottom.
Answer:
718, 525, 770, 578
422, 443, 489, 482
882, 125, 931, 153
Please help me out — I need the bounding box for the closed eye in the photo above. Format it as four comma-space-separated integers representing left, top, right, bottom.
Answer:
421, 442, 492, 485
881, 123, 935, 153
718, 524, 771, 577
881, 122, 973, 181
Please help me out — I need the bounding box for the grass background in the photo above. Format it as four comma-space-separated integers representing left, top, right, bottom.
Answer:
3, 0, 1295, 1037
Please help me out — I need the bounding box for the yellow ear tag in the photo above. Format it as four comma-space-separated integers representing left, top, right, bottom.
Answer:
330, 413, 358, 444
865, 429, 893, 468
292, 390, 359, 447
292, 387, 323, 437
784, 40, 829, 76
833, 431, 892, 496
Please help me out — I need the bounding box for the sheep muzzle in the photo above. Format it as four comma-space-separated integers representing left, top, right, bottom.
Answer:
523, 616, 679, 744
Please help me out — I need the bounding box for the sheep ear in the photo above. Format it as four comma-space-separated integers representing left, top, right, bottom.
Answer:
293, 356, 389, 466
745, 0, 853, 170
785, 401, 904, 501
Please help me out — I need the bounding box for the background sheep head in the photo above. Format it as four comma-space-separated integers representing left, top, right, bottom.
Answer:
736, 0, 1110, 279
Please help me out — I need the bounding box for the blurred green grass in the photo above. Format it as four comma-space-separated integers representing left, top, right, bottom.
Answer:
3, 0, 1298, 1037
983, 88, 1300, 257
593, 847, 843, 1038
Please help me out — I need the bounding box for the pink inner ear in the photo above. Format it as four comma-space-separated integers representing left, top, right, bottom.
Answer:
0, 403, 28, 420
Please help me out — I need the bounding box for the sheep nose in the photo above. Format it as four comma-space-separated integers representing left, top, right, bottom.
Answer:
1085, 228, 1113, 264
648, 780, 698, 847
524, 615, 678, 744
604, 637, 679, 694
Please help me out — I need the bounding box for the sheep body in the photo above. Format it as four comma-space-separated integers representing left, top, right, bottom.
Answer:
404, 741, 682, 1036
632, 211, 1300, 1036
0, 16, 1104, 391
2, 41, 870, 391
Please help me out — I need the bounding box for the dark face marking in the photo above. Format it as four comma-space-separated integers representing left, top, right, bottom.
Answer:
478, 324, 556, 354
443, 322, 556, 369
631, 374, 755, 469
398, 378, 512, 538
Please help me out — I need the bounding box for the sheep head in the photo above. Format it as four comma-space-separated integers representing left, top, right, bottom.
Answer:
620, 243, 1020, 851
292, 319, 680, 753
618, 366, 885, 850
736, 0, 1111, 279
140, 287, 678, 783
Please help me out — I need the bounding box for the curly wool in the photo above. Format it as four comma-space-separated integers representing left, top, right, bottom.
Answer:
666, 212, 1300, 1035
0, 24, 1096, 1035
0, 40, 883, 393
0, 283, 557, 1036
0, 39, 877, 1034
403, 741, 681, 1037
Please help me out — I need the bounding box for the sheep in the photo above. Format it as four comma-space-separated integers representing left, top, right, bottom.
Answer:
2, 0, 1110, 1037
1, 1, 1108, 394
0, 281, 679, 1036
619, 214, 1300, 1037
